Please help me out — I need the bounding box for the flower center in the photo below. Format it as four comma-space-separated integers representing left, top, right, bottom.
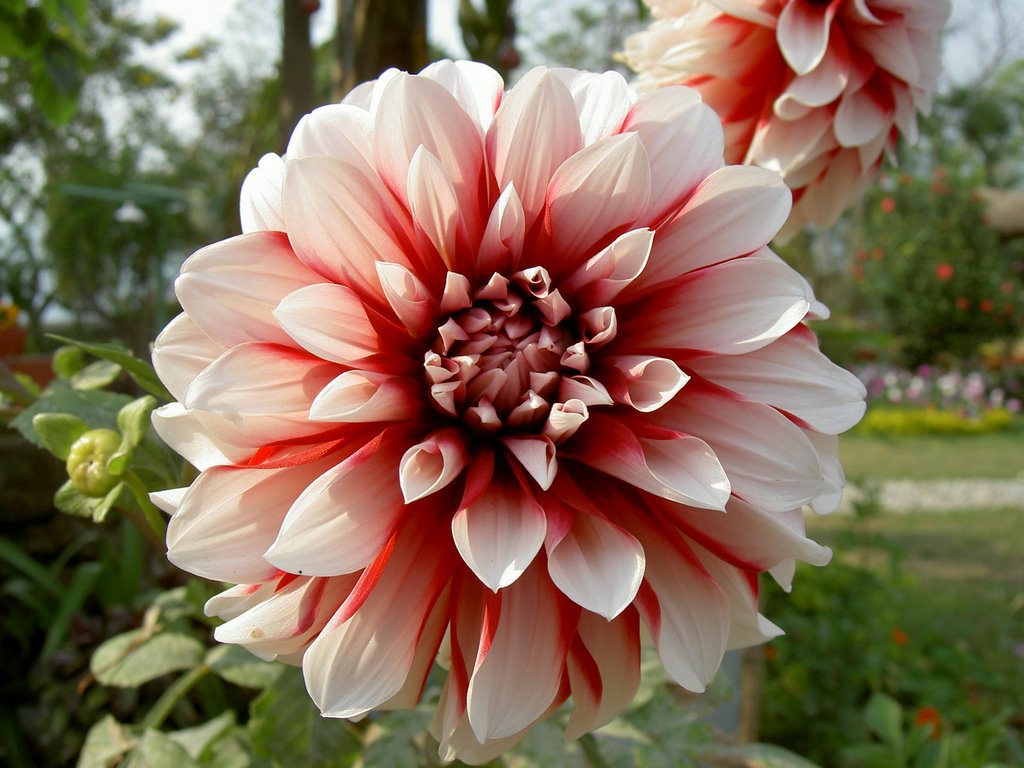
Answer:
424, 267, 613, 436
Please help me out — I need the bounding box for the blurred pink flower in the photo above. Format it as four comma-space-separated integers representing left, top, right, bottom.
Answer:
150, 61, 864, 763
624, 0, 950, 241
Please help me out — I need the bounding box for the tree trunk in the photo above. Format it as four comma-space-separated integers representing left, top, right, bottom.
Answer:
280, 0, 316, 149
332, 0, 428, 100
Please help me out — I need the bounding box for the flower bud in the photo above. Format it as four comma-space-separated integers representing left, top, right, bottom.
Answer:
66, 429, 122, 497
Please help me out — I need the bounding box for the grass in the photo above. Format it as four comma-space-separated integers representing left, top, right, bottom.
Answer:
807, 507, 1024, 593
839, 426, 1024, 480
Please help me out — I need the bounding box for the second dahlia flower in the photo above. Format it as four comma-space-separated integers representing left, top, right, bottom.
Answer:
625, 0, 951, 240
151, 61, 864, 763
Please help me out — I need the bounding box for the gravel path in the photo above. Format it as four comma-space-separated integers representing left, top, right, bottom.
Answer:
839, 478, 1024, 513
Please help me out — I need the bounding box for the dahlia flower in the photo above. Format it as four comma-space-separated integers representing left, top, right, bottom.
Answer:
150, 61, 864, 762
624, 0, 950, 240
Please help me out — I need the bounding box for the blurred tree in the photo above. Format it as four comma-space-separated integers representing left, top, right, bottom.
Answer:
279, 0, 316, 147
459, 0, 520, 78
519, 0, 647, 72
0, 0, 214, 351
332, 0, 428, 98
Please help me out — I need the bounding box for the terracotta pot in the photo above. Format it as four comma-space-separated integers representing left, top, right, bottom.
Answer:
0, 326, 27, 358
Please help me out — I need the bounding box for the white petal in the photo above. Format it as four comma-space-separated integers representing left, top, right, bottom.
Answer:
169, 461, 331, 583
152, 313, 223, 402
546, 510, 644, 619
639, 167, 792, 291
466, 564, 571, 741
547, 132, 652, 261
603, 354, 690, 413
567, 414, 730, 510
240, 153, 285, 233
487, 67, 582, 228
451, 472, 547, 591
309, 370, 422, 423
264, 431, 409, 576
274, 283, 382, 365
399, 427, 471, 503
501, 435, 557, 491
175, 231, 321, 348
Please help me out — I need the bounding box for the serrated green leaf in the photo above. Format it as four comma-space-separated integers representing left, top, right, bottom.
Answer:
11, 387, 133, 449
863, 692, 904, 751
165, 712, 236, 759
77, 714, 137, 768
206, 644, 283, 690
48, 335, 171, 399
91, 629, 206, 688
31, 411, 88, 460
248, 667, 362, 767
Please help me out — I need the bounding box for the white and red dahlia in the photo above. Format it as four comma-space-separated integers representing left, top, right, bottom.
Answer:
150, 61, 864, 763
624, 0, 951, 240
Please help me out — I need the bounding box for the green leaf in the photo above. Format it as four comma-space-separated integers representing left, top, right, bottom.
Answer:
11, 387, 133, 449
864, 692, 904, 752
54, 478, 125, 522
206, 644, 284, 689
70, 359, 122, 390
48, 335, 171, 399
31, 40, 80, 124
91, 629, 206, 688
248, 667, 362, 768
129, 729, 201, 768
31, 411, 88, 460
360, 709, 434, 768
52, 345, 86, 379
165, 712, 236, 760
106, 395, 158, 475
77, 714, 136, 768
199, 727, 255, 768
42, 560, 102, 657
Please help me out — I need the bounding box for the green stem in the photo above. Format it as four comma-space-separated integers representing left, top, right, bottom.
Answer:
141, 664, 210, 730
122, 470, 167, 544
578, 733, 613, 768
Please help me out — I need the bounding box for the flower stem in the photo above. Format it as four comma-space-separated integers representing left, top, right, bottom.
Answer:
578, 733, 613, 768
141, 664, 210, 730
121, 470, 167, 549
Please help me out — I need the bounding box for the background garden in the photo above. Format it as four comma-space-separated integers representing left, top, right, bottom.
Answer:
1, 1, 1022, 766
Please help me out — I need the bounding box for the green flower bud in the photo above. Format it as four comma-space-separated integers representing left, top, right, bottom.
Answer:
66, 428, 122, 497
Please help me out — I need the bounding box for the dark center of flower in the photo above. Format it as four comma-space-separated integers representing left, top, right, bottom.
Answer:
424, 267, 614, 437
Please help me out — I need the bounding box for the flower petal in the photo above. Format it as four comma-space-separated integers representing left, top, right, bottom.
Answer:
451, 467, 547, 591
487, 67, 582, 228
302, 513, 455, 718
274, 283, 383, 365
264, 430, 410, 576
638, 166, 792, 292
176, 231, 321, 348
567, 413, 730, 510
546, 508, 645, 619
400, 427, 471, 503
152, 313, 223, 402
687, 326, 866, 433
628, 251, 810, 355
465, 562, 575, 741
239, 153, 285, 233
310, 370, 423, 423
547, 132, 652, 263
602, 354, 690, 413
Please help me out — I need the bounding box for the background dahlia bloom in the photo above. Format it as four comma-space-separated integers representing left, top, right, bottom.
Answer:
150, 61, 865, 762
624, 0, 951, 240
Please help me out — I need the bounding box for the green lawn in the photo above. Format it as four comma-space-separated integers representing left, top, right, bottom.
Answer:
808, 507, 1024, 592
839, 427, 1024, 480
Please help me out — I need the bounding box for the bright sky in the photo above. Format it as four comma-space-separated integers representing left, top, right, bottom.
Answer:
137, 0, 1021, 95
